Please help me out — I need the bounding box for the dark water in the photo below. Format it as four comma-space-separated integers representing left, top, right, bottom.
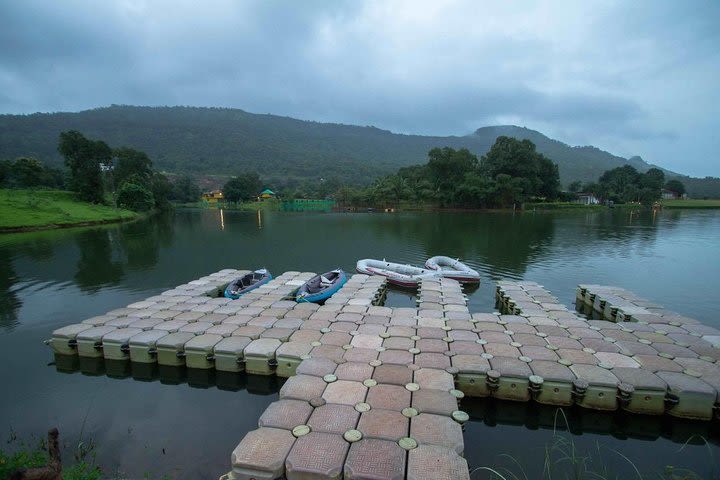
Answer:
1, 208, 719, 479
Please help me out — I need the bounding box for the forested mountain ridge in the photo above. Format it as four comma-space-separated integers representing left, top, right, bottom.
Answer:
0, 105, 717, 196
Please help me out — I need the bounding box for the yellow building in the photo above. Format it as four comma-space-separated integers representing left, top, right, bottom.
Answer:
202, 190, 225, 204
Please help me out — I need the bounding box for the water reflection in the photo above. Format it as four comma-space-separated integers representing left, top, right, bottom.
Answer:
363, 211, 557, 277
117, 212, 175, 271
74, 230, 125, 292
0, 208, 714, 331
53, 354, 282, 395
0, 251, 21, 330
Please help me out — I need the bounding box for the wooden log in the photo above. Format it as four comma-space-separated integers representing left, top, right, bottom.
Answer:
9, 428, 62, 480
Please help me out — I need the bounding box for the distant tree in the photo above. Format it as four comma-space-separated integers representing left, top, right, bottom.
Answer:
172, 175, 201, 203
58, 130, 111, 203
335, 186, 357, 206
427, 147, 478, 197
113, 147, 153, 188
598, 165, 640, 202
635, 167, 665, 205
637, 187, 659, 206
0, 160, 11, 186
641, 168, 665, 190
582, 182, 601, 196
568, 180, 583, 193
665, 179, 686, 196
397, 164, 430, 182
317, 176, 342, 198
455, 172, 494, 208
397, 164, 435, 202
116, 182, 155, 211
535, 155, 560, 198
482, 137, 538, 180
595, 165, 666, 205
372, 175, 412, 205
482, 136, 560, 199
223, 172, 262, 203
493, 174, 526, 208
0, 157, 64, 189
9, 157, 45, 187
150, 172, 173, 209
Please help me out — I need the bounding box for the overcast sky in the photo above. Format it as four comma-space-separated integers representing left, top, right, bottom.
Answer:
1, 0, 718, 177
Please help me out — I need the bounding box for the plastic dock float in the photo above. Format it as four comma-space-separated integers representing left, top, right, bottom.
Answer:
129, 330, 168, 363
157, 332, 195, 366
102, 328, 143, 361
185, 334, 224, 369
48, 270, 720, 479
50, 323, 92, 355
214, 336, 252, 372
76, 326, 117, 358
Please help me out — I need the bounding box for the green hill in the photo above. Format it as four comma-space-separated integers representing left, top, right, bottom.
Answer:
0, 105, 717, 196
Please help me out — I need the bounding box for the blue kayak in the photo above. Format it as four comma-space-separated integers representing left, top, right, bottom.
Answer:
296, 269, 347, 303
224, 269, 272, 299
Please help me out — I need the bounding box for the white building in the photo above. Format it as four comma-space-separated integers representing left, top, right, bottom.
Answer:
576, 193, 600, 205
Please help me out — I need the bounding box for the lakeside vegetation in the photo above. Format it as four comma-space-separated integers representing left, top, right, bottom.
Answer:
661, 198, 720, 209
0, 130, 195, 231
2, 130, 716, 226
0, 190, 137, 230
299, 138, 564, 210
0, 430, 171, 480
1, 106, 718, 198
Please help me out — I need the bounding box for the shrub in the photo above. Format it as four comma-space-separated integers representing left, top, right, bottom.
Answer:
116, 182, 155, 212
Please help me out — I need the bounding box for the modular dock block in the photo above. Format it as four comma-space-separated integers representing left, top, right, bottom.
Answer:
129, 330, 168, 363
102, 327, 143, 361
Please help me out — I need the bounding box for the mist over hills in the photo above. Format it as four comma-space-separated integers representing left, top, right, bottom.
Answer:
0, 105, 717, 197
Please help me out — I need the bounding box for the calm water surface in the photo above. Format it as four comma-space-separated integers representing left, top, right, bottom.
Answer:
1, 208, 719, 479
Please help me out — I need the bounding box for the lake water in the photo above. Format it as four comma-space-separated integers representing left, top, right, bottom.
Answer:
1, 208, 719, 479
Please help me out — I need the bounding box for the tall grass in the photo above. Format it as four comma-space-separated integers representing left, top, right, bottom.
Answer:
470, 409, 713, 480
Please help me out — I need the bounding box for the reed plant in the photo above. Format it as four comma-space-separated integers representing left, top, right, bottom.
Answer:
470, 409, 714, 480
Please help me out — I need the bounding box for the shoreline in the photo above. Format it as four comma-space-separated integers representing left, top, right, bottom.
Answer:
0, 189, 141, 234
0, 215, 140, 234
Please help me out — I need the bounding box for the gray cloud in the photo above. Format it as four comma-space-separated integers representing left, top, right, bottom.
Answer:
0, 0, 718, 176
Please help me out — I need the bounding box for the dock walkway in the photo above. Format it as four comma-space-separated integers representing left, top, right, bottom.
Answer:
50, 270, 720, 480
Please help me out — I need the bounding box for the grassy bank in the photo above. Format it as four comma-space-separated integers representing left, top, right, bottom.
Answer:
0, 189, 138, 231
662, 199, 720, 209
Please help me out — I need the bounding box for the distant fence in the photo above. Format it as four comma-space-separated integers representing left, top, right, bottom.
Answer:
281, 199, 336, 212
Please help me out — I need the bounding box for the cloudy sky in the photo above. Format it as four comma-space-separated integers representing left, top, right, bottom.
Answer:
1, 0, 718, 176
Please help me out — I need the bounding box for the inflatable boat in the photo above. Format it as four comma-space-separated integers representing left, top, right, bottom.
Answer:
424, 256, 480, 283
296, 269, 348, 303
356, 258, 439, 287
224, 269, 272, 299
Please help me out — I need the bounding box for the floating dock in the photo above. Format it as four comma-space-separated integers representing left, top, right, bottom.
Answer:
49, 270, 720, 480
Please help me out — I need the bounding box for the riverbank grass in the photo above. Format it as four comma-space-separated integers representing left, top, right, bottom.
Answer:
0, 189, 137, 230
662, 199, 720, 209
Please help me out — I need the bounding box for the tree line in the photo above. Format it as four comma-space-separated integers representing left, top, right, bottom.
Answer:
1, 130, 205, 212
216, 136, 561, 209
0, 157, 65, 190
334, 137, 561, 208
569, 165, 685, 205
